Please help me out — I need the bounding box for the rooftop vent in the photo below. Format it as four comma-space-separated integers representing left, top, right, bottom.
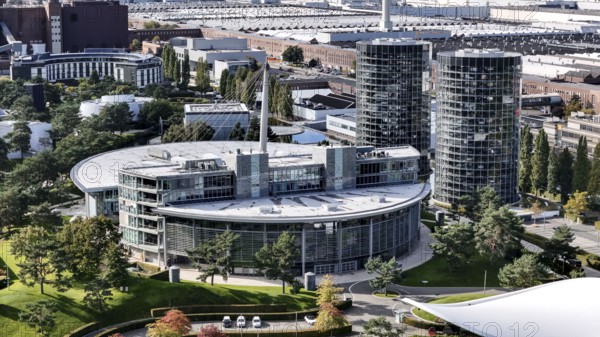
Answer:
323, 203, 338, 212
371, 195, 386, 203
259, 206, 274, 214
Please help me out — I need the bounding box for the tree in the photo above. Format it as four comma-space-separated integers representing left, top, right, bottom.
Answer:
519, 125, 533, 193
572, 136, 590, 193
218, 69, 229, 95
82, 278, 113, 312
89, 69, 100, 85
241, 71, 257, 108
181, 53, 191, 89
364, 256, 402, 295
363, 316, 403, 337
588, 143, 600, 195
254, 231, 300, 294
197, 324, 226, 337
430, 222, 474, 271
174, 59, 181, 84
268, 75, 278, 113
498, 254, 548, 289
146, 321, 181, 337
547, 149, 559, 195
542, 224, 577, 264
163, 45, 173, 79
308, 59, 318, 68
245, 116, 260, 141
531, 129, 550, 195
474, 206, 524, 260
139, 100, 176, 127
27, 202, 62, 230
162, 121, 215, 143
0, 137, 8, 166
129, 38, 141, 51
143, 21, 161, 29
565, 94, 583, 114
558, 148, 574, 201
282, 45, 304, 64
228, 121, 246, 140
564, 191, 589, 218
18, 300, 58, 337
225, 75, 234, 98
195, 58, 211, 93
159, 309, 192, 335
277, 84, 293, 119
50, 101, 82, 144
6, 121, 31, 158
186, 230, 239, 286
152, 35, 161, 42
0, 188, 28, 236
98, 102, 131, 133
10, 227, 67, 294
315, 274, 348, 332
10, 95, 40, 121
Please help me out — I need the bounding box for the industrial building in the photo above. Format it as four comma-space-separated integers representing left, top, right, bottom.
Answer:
434, 49, 522, 206
355, 38, 432, 178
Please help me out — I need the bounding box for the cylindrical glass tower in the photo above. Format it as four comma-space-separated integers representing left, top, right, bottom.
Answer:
434, 49, 522, 205
356, 38, 432, 178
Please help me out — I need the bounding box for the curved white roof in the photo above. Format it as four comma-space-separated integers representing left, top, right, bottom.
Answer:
402, 278, 600, 337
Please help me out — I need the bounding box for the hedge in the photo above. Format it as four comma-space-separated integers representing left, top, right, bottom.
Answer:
403, 316, 446, 331
128, 262, 170, 281
151, 304, 288, 317
522, 232, 548, 250
63, 322, 99, 337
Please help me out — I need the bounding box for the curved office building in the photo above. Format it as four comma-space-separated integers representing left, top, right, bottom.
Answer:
10, 49, 163, 88
356, 38, 432, 178
71, 141, 429, 275
434, 49, 522, 205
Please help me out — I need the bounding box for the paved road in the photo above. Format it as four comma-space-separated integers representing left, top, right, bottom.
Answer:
524, 216, 600, 256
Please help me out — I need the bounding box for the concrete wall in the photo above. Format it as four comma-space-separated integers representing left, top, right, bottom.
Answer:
312, 146, 356, 191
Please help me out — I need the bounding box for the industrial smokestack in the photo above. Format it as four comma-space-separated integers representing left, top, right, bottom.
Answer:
380, 0, 392, 32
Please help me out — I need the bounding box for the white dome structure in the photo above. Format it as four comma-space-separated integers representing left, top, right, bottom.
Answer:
402, 278, 600, 337
79, 95, 153, 122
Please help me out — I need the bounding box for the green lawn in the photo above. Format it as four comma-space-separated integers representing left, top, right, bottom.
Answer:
401, 255, 506, 287
0, 240, 316, 337
373, 290, 400, 298
412, 293, 492, 322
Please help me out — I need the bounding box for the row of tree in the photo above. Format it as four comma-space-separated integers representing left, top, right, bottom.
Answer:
162, 45, 190, 89
519, 126, 599, 201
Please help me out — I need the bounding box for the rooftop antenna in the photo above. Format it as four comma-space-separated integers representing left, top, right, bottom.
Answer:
259, 62, 270, 154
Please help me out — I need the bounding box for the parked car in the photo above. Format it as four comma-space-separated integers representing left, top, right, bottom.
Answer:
305, 314, 316, 325
222, 316, 232, 328
236, 315, 246, 328
252, 316, 262, 328
567, 258, 582, 268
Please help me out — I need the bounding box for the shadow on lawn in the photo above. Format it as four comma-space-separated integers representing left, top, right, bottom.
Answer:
0, 304, 22, 321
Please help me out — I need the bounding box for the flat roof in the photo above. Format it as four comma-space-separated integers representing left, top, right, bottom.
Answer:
358, 38, 431, 46
154, 183, 430, 223
439, 49, 522, 58
71, 142, 420, 193
184, 103, 249, 114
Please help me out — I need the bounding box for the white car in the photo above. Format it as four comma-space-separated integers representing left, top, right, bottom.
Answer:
236, 315, 246, 328
252, 316, 262, 328
305, 314, 316, 325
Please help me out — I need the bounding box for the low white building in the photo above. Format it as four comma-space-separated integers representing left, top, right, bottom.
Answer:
293, 93, 356, 121
0, 121, 52, 159
79, 95, 154, 122
213, 60, 251, 80
184, 103, 250, 140
326, 114, 356, 142
171, 37, 266, 71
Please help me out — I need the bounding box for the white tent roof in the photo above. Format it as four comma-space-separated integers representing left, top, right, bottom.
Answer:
402, 278, 600, 337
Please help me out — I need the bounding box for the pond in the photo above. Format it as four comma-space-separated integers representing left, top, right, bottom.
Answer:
292, 129, 327, 144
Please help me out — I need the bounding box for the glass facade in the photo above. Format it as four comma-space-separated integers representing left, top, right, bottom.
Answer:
163, 202, 420, 275
435, 50, 522, 205
356, 39, 432, 178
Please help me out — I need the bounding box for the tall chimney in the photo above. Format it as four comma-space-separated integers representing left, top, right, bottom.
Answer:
380, 0, 392, 32
259, 63, 270, 153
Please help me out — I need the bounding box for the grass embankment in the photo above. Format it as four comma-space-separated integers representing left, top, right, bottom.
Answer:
0, 240, 317, 337
373, 291, 400, 298
401, 254, 504, 287
412, 293, 492, 322
421, 210, 438, 232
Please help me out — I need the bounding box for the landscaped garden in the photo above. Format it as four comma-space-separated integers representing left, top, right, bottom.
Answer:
401, 255, 504, 287
0, 239, 317, 337
411, 293, 492, 322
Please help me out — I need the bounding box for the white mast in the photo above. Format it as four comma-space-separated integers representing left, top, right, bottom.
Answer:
259, 62, 270, 153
